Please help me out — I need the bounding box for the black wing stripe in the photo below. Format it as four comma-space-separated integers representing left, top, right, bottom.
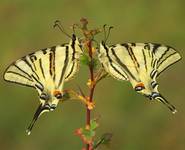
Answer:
65, 37, 78, 80
108, 49, 128, 80
49, 52, 52, 76
22, 57, 40, 80
157, 57, 181, 77
31, 75, 44, 91
103, 46, 128, 79
100, 44, 128, 80
157, 47, 170, 65
150, 69, 158, 79
101, 44, 127, 79
35, 84, 43, 92
29, 54, 37, 71
121, 44, 139, 73
152, 43, 161, 53
65, 62, 75, 80
151, 81, 158, 89
144, 43, 151, 57
150, 44, 157, 67
152, 59, 158, 68
42, 48, 47, 55
49, 46, 56, 80
151, 52, 155, 68
142, 49, 147, 71
39, 58, 45, 79
5, 80, 34, 88
157, 52, 177, 68
131, 43, 136, 46
58, 46, 69, 86
71, 37, 76, 60
14, 64, 32, 79
109, 47, 137, 81
5, 71, 33, 82
52, 47, 56, 81
109, 63, 128, 80
128, 46, 140, 68
144, 43, 151, 50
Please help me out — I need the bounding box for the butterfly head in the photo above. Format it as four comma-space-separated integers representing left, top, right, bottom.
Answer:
133, 81, 176, 114
26, 90, 63, 135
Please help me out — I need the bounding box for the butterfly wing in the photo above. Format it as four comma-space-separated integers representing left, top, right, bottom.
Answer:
101, 43, 181, 81
151, 44, 182, 76
4, 38, 82, 92
109, 43, 154, 82
99, 42, 181, 113
64, 43, 82, 82
3, 45, 69, 91
3, 51, 45, 88
98, 43, 129, 81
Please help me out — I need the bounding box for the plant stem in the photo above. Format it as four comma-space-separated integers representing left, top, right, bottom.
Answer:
86, 40, 95, 150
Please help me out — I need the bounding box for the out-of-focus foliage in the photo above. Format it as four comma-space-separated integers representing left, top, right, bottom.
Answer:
0, 0, 185, 150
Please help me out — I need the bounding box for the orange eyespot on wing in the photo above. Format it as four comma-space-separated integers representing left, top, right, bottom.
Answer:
135, 82, 145, 91
53, 90, 62, 99
136, 82, 145, 88
53, 90, 61, 95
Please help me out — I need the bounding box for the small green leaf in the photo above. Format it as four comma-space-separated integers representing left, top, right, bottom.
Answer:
90, 120, 98, 130
80, 54, 90, 66
75, 119, 99, 146
81, 128, 92, 139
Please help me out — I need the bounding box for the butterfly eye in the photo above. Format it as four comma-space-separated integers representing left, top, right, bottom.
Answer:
135, 83, 145, 91
40, 92, 50, 100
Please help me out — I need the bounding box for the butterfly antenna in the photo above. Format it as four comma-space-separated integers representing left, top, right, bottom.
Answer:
103, 24, 107, 43
72, 23, 82, 34
104, 26, 113, 44
53, 20, 72, 38
72, 23, 79, 34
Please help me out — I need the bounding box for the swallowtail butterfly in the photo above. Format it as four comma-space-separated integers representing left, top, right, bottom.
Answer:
4, 34, 83, 134
98, 42, 181, 113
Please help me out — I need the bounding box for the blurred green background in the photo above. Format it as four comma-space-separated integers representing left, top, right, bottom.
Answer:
0, 0, 185, 150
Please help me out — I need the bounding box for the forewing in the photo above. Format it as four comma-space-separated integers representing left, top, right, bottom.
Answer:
108, 43, 154, 82
4, 46, 66, 89
109, 43, 181, 80
64, 46, 82, 82
4, 61, 35, 87
3, 52, 42, 88
64, 61, 80, 81
98, 43, 128, 81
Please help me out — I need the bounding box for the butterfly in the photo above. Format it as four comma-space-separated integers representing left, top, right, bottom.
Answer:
4, 34, 83, 134
98, 42, 181, 113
